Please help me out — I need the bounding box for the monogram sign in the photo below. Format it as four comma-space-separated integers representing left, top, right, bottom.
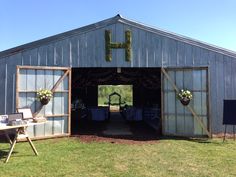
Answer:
105, 30, 132, 62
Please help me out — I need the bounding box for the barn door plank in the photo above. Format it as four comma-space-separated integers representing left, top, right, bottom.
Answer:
162, 68, 211, 137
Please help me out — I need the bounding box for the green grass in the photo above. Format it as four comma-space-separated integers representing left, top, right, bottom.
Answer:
0, 137, 236, 177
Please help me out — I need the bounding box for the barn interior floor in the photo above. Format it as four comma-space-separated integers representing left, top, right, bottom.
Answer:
73, 114, 160, 141
103, 112, 133, 136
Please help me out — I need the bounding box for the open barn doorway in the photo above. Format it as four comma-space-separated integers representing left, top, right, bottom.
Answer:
71, 68, 162, 140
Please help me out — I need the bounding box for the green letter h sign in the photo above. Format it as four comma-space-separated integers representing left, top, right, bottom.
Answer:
105, 30, 132, 62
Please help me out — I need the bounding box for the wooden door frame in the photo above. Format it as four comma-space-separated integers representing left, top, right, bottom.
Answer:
161, 66, 211, 137
16, 66, 72, 138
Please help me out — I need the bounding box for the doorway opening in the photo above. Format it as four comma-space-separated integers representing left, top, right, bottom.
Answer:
98, 84, 133, 113
71, 68, 162, 140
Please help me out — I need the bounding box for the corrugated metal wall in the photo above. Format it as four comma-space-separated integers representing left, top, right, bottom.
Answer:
0, 21, 236, 134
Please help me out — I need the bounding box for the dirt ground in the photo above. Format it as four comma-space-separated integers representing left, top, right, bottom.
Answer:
71, 120, 161, 144
71, 134, 160, 144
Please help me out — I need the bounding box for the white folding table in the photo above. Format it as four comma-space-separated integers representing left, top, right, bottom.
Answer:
0, 123, 38, 163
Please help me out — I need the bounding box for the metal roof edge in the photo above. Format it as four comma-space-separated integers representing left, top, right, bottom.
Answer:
0, 15, 121, 58
1, 14, 236, 59
117, 16, 236, 59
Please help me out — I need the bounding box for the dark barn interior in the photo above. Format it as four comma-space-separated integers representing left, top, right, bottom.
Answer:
71, 68, 162, 139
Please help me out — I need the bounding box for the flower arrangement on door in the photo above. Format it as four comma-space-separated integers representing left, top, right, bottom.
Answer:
177, 89, 193, 106
37, 89, 53, 105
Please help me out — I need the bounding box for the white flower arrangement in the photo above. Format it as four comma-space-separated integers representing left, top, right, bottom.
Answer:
37, 89, 53, 101
177, 89, 193, 100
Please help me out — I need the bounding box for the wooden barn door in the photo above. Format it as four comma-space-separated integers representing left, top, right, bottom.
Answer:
16, 66, 71, 139
162, 68, 210, 137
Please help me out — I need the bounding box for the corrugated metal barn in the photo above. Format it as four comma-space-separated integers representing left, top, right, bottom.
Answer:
0, 14, 236, 138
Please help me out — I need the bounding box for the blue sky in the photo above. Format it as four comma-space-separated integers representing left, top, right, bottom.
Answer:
0, 0, 236, 52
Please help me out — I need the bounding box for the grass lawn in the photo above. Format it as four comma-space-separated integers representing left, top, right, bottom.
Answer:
0, 137, 236, 177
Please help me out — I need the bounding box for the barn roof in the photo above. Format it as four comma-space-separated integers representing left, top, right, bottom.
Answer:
0, 14, 236, 58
